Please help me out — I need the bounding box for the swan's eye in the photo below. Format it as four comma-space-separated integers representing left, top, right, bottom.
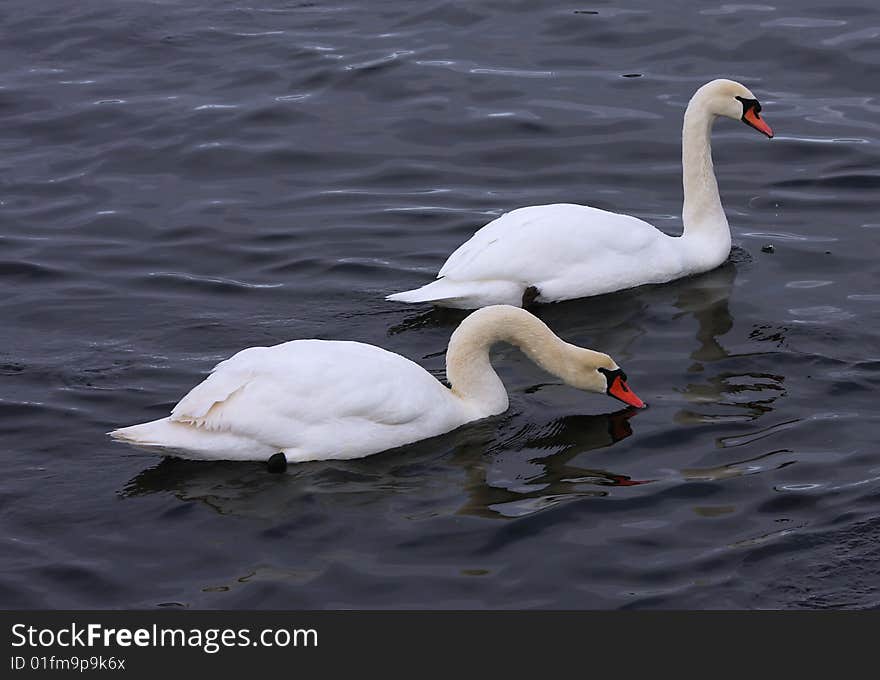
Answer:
735, 95, 760, 115
735, 95, 772, 138
597, 367, 626, 389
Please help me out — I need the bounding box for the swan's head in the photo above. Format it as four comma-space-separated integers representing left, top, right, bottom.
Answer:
697, 78, 773, 138
568, 350, 646, 409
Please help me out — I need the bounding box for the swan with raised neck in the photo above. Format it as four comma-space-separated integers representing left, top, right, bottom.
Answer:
680, 78, 773, 269
387, 78, 773, 310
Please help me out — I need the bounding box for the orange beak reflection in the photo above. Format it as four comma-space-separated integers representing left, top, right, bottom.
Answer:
743, 108, 773, 138
608, 375, 646, 409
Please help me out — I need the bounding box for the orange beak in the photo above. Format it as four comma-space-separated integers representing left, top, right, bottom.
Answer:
608, 375, 646, 409
743, 108, 773, 138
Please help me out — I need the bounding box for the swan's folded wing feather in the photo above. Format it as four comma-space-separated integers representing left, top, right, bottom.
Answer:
171, 347, 268, 423
438, 203, 662, 283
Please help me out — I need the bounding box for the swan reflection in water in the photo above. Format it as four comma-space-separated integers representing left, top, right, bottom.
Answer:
535, 254, 785, 423
454, 406, 650, 519
669, 257, 786, 424
121, 406, 647, 520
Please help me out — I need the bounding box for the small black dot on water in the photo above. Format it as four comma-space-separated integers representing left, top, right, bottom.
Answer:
622, 73, 642, 78
761, 244, 775, 253
574, 9, 599, 14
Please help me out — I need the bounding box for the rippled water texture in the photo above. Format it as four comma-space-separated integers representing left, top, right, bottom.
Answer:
1, 0, 879, 609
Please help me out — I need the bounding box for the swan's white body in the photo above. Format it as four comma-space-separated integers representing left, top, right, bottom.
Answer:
387, 79, 772, 309
112, 340, 464, 462
110, 306, 643, 462
389, 203, 721, 308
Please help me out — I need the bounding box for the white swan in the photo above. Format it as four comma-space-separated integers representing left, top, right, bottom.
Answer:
109, 305, 645, 463
387, 79, 773, 309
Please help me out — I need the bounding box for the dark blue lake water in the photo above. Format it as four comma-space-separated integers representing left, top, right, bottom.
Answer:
1, 0, 879, 608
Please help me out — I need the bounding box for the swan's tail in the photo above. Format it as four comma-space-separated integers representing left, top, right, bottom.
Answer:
386, 278, 523, 309
109, 417, 274, 461
110, 418, 169, 445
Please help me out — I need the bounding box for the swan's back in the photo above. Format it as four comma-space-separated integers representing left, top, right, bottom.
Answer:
438, 203, 671, 287
173, 340, 450, 434
111, 339, 463, 461
113, 339, 464, 461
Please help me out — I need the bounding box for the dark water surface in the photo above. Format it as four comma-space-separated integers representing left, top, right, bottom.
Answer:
2, 0, 879, 609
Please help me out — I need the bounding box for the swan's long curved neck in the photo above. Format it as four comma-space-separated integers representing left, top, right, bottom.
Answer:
681, 96, 730, 250
444, 306, 605, 418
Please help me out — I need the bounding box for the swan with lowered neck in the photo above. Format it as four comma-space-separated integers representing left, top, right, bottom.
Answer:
387, 79, 773, 310
109, 306, 645, 463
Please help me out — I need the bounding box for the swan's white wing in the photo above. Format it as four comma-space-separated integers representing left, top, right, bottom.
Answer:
170, 340, 455, 458
171, 350, 262, 422
387, 203, 680, 307
438, 204, 667, 287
